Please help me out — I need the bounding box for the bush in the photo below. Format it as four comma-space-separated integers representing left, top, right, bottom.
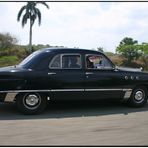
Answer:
108, 54, 125, 66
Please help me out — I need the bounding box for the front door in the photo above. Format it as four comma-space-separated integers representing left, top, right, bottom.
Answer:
84, 54, 127, 99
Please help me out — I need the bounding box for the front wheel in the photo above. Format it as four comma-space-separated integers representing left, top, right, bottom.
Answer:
16, 93, 47, 114
128, 86, 148, 107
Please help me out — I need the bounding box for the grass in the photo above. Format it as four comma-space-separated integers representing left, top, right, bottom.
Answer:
0, 56, 20, 67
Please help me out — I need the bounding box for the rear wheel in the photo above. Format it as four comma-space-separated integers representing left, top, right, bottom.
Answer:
16, 93, 47, 114
128, 86, 148, 107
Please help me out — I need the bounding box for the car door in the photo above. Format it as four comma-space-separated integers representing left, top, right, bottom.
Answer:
84, 53, 129, 99
47, 53, 85, 100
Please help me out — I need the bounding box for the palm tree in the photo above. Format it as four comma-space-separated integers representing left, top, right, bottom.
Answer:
17, 2, 49, 53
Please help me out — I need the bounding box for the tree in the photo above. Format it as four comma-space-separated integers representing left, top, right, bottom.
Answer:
138, 43, 148, 70
118, 37, 138, 46
116, 37, 142, 64
0, 33, 17, 50
17, 2, 49, 53
97, 47, 104, 52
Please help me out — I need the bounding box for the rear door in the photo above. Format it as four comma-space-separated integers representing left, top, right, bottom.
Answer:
48, 53, 85, 100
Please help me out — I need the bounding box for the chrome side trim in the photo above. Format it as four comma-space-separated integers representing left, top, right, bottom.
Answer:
5, 93, 17, 102
0, 90, 50, 93
1, 88, 133, 102
4, 90, 51, 102
51, 89, 84, 92
51, 89, 132, 92
0, 88, 132, 93
85, 89, 123, 91
123, 89, 132, 91
124, 90, 132, 100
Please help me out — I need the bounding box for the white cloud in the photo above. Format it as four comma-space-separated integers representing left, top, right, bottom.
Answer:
1, 2, 148, 52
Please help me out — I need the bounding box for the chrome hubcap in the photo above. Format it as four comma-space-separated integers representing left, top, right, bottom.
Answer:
134, 90, 145, 103
26, 95, 39, 106
24, 94, 41, 109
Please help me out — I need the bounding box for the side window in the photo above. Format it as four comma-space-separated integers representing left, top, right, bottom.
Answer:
62, 55, 81, 69
86, 54, 112, 69
50, 54, 61, 68
50, 54, 81, 69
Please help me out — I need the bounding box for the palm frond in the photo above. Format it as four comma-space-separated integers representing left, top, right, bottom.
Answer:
17, 5, 26, 21
31, 14, 36, 26
35, 8, 41, 25
22, 13, 29, 27
17, 1, 49, 28
37, 2, 49, 9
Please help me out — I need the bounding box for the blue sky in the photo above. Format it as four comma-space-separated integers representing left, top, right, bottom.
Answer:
0, 2, 148, 52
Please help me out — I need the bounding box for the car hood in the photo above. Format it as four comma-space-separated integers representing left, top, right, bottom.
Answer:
116, 66, 143, 72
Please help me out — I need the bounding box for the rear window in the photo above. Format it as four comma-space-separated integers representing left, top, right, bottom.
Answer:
19, 51, 51, 70
50, 54, 81, 69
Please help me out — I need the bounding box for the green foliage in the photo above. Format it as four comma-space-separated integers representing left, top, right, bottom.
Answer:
117, 45, 142, 63
0, 33, 18, 51
116, 37, 142, 64
0, 32, 147, 71
0, 56, 19, 67
118, 37, 138, 46
32, 44, 51, 51
138, 43, 148, 54
105, 52, 114, 57
140, 55, 148, 71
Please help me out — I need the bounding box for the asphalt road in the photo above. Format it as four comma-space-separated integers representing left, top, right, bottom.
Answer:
0, 100, 148, 146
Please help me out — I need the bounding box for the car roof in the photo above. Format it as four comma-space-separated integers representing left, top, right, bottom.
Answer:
41, 48, 115, 67
41, 47, 103, 54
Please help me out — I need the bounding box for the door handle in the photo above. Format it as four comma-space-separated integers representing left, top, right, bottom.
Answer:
48, 72, 56, 75
85, 72, 94, 75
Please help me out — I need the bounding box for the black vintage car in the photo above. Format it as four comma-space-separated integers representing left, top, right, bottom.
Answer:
0, 48, 148, 114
